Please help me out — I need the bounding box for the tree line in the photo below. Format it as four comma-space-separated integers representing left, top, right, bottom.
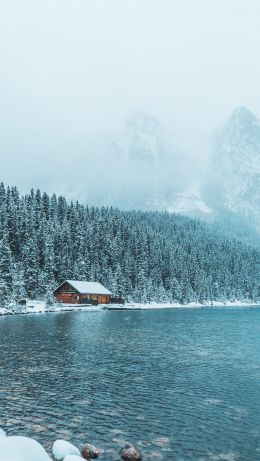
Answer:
0, 183, 259, 306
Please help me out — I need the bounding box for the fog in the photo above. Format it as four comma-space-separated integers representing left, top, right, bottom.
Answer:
0, 0, 259, 206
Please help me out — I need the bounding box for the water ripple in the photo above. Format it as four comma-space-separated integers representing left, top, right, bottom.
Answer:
0, 308, 260, 460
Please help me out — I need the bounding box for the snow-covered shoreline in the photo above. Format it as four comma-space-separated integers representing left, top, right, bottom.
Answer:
0, 300, 260, 317
105, 300, 260, 310
0, 303, 102, 317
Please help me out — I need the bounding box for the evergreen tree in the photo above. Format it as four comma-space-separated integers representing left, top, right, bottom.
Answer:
22, 236, 40, 298
0, 182, 259, 307
0, 236, 13, 305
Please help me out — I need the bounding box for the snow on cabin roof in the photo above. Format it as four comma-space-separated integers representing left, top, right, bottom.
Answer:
65, 280, 112, 295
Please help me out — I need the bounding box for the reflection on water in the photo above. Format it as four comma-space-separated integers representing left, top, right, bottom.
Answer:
1, 308, 260, 460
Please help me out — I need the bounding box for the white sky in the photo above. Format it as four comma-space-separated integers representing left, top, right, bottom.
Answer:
0, 0, 259, 193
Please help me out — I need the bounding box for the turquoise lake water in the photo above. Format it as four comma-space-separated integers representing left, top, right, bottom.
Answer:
1, 307, 260, 460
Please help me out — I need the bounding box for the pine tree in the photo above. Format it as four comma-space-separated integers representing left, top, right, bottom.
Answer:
0, 236, 13, 305
22, 236, 40, 299
0, 182, 258, 307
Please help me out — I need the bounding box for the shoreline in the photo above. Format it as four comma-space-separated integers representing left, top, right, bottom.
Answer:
0, 300, 260, 317
105, 300, 260, 310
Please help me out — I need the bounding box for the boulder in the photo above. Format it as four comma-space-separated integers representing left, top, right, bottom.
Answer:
53, 440, 80, 460
0, 436, 51, 461
81, 443, 100, 459
120, 444, 142, 461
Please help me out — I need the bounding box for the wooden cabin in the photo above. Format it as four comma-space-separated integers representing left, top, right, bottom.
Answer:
53, 280, 112, 305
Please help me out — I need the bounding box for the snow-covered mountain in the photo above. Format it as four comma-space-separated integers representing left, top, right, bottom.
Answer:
88, 111, 195, 210
77, 107, 260, 241
205, 107, 260, 229
167, 184, 212, 217
114, 111, 167, 163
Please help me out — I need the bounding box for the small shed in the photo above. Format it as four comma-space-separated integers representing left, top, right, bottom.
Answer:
53, 280, 112, 305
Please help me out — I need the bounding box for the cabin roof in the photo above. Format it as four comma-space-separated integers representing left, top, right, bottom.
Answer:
54, 280, 112, 295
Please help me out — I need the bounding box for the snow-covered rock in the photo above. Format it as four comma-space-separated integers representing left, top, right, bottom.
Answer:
53, 440, 80, 460
0, 436, 51, 461
63, 456, 84, 461
167, 183, 212, 217
0, 428, 6, 438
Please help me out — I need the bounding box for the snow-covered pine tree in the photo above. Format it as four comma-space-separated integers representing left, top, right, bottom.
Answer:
0, 236, 13, 306
0, 183, 258, 307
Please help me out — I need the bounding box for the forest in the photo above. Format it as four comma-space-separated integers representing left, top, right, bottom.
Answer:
0, 183, 259, 306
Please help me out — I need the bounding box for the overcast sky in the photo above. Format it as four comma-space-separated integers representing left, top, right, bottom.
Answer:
0, 0, 259, 195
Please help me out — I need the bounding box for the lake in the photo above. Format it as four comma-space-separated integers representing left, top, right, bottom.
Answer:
1, 307, 260, 460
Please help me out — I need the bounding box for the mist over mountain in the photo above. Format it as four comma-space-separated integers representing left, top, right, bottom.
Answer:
77, 111, 196, 211
115, 112, 165, 163
79, 107, 260, 242
1, 0, 260, 244
206, 107, 260, 219
2, 102, 260, 241
201, 107, 260, 241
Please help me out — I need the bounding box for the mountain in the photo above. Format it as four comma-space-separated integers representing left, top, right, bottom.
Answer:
205, 107, 260, 229
88, 111, 194, 211
114, 111, 167, 163
167, 183, 212, 218
74, 107, 260, 243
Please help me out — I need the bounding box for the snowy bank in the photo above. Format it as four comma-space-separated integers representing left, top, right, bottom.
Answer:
0, 303, 102, 317
0, 300, 259, 317
105, 300, 260, 310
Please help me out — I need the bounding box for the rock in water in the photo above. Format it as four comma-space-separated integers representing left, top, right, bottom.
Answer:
120, 444, 142, 461
81, 443, 100, 459
53, 440, 80, 460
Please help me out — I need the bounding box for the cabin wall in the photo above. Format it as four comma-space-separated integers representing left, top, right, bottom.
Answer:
55, 293, 111, 304
55, 292, 79, 304
78, 294, 111, 304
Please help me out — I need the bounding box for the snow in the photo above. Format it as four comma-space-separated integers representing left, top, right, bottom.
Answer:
0, 300, 259, 317
0, 303, 102, 316
61, 280, 112, 295
52, 440, 80, 460
167, 184, 212, 215
63, 456, 84, 461
0, 428, 6, 438
0, 432, 83, 461
0, 436, 51, 461
106, 300, 260, 310
23, 299, 47, 308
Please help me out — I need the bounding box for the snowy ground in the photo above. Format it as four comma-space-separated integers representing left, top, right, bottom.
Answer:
105, 300, 260, 310
0, 303, 102, 316
0, 300, 260, 317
